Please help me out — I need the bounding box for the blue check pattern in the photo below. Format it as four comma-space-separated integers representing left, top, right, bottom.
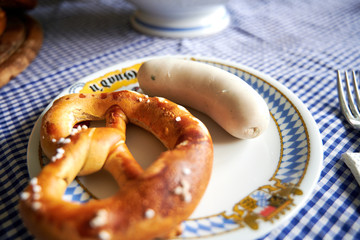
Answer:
1, 0, 360, 239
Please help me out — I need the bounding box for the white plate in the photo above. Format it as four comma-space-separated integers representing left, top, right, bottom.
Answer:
27, 56, 323, 239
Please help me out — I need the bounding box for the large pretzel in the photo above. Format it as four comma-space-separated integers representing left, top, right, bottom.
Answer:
19, 90, 213, 240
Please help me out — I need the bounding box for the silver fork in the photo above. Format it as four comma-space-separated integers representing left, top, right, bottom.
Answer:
337, 70, 360, 129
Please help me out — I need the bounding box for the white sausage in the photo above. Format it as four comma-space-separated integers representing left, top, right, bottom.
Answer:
137, 58, 270, 139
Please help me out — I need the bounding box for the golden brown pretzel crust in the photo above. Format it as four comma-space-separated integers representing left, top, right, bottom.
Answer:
20, 90, 213, 240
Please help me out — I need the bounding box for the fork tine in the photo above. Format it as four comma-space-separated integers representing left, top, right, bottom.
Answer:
345, 71, 360, 117
337, 70, 360, 130
337, 70, 353, 119
351, 70, 360, 109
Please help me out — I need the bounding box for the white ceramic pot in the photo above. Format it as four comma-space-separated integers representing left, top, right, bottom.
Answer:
127, 0, 230, 38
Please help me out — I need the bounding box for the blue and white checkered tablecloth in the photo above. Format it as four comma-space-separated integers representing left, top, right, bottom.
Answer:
1, 0, 360, 239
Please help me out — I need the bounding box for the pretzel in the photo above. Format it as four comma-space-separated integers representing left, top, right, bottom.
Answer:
0, 14, 43, 88
19, 90, 213, 240
0, 14, 26, 66
0, 0, 38, 10
0, 8, 5, 37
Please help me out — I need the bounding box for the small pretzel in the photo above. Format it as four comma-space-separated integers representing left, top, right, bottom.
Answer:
19, 90, 213, 240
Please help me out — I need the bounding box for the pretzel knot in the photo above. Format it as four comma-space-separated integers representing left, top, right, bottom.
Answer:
19, 90, 213, 240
